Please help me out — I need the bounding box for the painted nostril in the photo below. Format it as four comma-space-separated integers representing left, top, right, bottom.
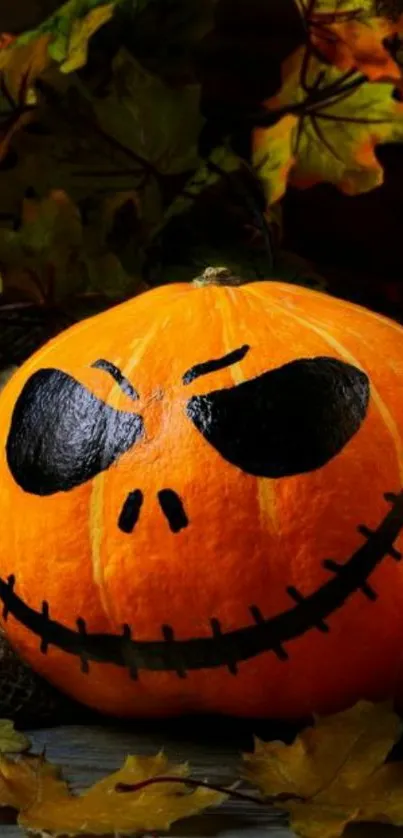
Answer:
158, 489, 189, 533
118, 489, 144, 533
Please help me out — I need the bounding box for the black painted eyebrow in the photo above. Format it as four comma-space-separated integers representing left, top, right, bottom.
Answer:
183, 345, 250, 385
92, 359, 139, 401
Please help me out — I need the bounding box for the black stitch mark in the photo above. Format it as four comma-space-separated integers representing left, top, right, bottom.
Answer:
210, 618, 238, 675
158, 490, 189, 533
250, 605, 264, 624
92, 359, 139, 401
273, 644, 289, 662
323, 559, 377, 601
77, 617, 90, 674
287, 586, 329, 632
1, 491, 403, 676
122, 624, 138, 680
162, 625, 187, 679
249, 605, 288, 658
358, 522, 402, 561
118, 490, 144, 534
360, 582, 378, 601
183, 345, 250, 385
40, 601, 50, 653
2, 574, 15, 620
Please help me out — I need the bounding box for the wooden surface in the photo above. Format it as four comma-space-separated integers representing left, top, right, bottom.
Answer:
0, 720, 402, 837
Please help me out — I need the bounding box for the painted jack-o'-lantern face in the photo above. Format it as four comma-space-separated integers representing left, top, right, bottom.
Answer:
0, 276, 403, 720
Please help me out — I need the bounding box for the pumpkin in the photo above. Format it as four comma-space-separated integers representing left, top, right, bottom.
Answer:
0, 268, 403, 720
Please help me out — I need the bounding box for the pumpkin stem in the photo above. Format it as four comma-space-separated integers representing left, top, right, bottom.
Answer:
192, 266, 246, 288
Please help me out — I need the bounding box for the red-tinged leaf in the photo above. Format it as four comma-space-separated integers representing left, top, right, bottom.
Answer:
253, 46, 403, 202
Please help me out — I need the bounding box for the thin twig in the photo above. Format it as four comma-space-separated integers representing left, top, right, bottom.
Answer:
115, 775, 305, 805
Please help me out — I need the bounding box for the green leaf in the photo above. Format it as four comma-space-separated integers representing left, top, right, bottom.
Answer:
12, 0, 123, 71
90, 48, 203, 175
0, 720, 30, 754
159, 144, 243, 228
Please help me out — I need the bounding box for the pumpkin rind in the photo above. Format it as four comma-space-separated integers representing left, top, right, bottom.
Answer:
0, 279, 402, 719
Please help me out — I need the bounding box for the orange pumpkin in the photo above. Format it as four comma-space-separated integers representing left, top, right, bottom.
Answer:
0, 269, 403, 719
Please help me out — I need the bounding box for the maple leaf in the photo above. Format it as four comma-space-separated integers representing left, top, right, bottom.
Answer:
10, 0, 121, 74
18, 751, 225, 836
253, 114, 297, 205
0, 188, 141, 303
156, 144, 243, 230
91, 48, 203, 176
0, 720, 30, 754
0, 189, 84, 303
0, 0, 119, 162
0, 753, 68, 812
243, 700, 403, 838
253, 46, 403, 202
59, 3, 115, 73
0, 36, 51, 161
296, 0, 403, 80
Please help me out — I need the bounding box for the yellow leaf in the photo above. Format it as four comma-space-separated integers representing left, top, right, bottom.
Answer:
60, 4, 115, 74
296, 0, 375, 11
0, 34, 51, 102
243, 701, 403, 838
0, 754, 68, 812
0, 721, 30, 755
312, 17, 402, 80
253, 47, 403, 201
253, 114, 297, 205
298, 0, 403, 80
20, 752, 225, 836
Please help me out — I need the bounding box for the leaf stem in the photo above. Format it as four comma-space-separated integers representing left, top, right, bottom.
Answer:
115, 775, 304, 805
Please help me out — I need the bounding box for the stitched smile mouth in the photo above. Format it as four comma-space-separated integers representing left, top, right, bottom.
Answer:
1, 490, 403, 679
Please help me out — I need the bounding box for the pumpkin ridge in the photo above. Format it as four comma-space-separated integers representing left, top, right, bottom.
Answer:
89, 320, 163, 629
266, 280, 403, 335
2, 491, 402, 677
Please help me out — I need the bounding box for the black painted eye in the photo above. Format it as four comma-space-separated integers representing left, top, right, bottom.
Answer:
186, 357, 369, 477
6, 369, 144, 495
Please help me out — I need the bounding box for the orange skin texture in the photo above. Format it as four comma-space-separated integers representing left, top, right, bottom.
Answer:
0, 280, 403, 719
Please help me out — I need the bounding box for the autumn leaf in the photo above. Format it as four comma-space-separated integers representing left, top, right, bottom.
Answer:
296, 0, 403, 80
243, 700, 403, 838
0, 754, 68, 812
156, 144, 243, 230
11, 0, 121, 73
0, 35, 51, 103
91, 48, 203, 176
253, 114, 297, 205
311, 16, 402, 80
0, 35, 51, 161
253, 46, 403, 202
0, 189, 84, 302
18, 751, 225, 836
0, 0, 120, 161
0, 187, 143, 303
0, 720, 30, 754
59, 3, 115, 73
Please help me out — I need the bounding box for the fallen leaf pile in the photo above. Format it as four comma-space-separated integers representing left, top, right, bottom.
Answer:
1, 703, 403, 836
244, 700, 403, 838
